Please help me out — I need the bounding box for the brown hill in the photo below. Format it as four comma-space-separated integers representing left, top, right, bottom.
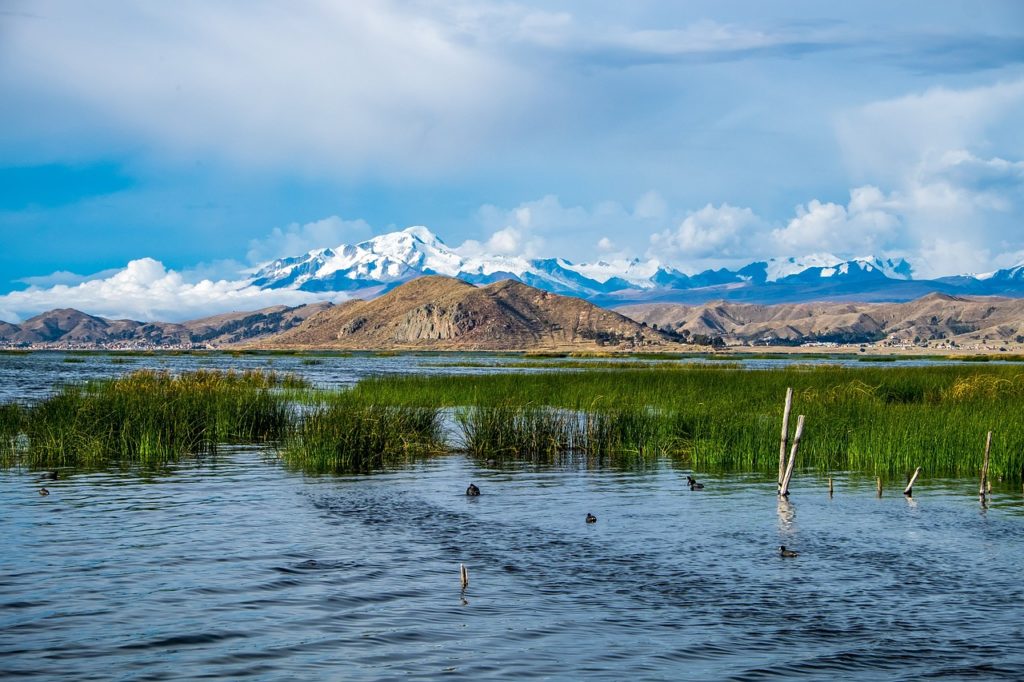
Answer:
617, 293, 1024, 346
0, 303, 331, 347
262, 275, 679, 350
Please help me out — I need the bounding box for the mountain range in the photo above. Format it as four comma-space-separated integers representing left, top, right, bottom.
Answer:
618, 293, 1024, 347
0, 303, 330, 347
245, 226, 1024, 305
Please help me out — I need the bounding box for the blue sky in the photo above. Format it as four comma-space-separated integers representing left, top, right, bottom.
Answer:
1, 1, 1023, 320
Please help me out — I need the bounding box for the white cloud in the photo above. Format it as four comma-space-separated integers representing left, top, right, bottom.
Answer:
469, 193, 667, 261
771, 187, 903, 256
246, 216, 373, 265
650, 203, 766, 260
836, 79, 1024, 185
0, 258, 334, 323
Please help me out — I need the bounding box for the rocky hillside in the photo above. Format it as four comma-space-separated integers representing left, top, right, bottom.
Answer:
618, 293, 1024, 346
0, 303, 331, 347
263, 275, 683, 350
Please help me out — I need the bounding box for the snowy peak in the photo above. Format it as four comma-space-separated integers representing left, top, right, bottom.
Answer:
245, 227, 958, 305
765, 253, 843, 282
762, 254, 913, 283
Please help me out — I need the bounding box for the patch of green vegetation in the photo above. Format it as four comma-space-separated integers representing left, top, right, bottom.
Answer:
281, 399, 443, 474
1, 370, 301, 470
344, 365, 1024, 480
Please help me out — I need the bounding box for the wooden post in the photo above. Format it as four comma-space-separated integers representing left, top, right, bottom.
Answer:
779, 388, 793, 491
779, 415, 804, 497
903, 467, 922, 497
876, 477, 883, 498
460, 563, 469, 589
828, 477, 834, 497
979, 431, 992, 499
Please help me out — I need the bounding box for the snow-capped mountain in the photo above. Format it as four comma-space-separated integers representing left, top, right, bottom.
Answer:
249, 227, 670, 296
244, 226, 1017, 305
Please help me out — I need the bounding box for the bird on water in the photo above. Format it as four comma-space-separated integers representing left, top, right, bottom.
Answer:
39, 471, 58, 481
38, 487, 50, 496
687, 475, 704, 490
466, 483, 481, 496
585, 513, 597, 523
779, 545, 799, 558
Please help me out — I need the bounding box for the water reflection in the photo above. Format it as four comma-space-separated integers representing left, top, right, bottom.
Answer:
776, 497, 796, 534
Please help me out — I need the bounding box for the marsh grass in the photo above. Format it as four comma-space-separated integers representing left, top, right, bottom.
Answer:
346, 365, 1024, 480
3, 370, 297, 469
281, 399, 443, 474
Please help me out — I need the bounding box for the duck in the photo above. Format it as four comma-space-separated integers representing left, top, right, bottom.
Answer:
585, 513, 597, 523
687, 475, 704, 490
39, 471, 58, 481
39, 487, 50, 496
779, 545, 799, 558
466, 483, 481, 496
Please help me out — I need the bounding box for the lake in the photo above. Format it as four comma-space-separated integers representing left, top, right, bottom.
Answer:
2, 352, 1024, 679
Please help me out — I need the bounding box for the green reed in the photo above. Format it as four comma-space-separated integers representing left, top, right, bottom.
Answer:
281, 399, 443, 474
345, 365, 1024, 480
3, 369, 296, 469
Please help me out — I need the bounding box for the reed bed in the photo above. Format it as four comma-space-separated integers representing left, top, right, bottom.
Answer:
2, 370, 296, 469
281, 399, 443, 474
347, 365, 1024, 480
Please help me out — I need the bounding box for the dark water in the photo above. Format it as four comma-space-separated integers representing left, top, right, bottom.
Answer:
2, 451, 1024, 680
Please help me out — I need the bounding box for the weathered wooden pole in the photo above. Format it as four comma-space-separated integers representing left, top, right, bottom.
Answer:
779, 415, 805, 497
979, 431, 992, 499
876, 477, 883, 498
779, 388, 793, 492
460, 563, 469, 589
828, 477, 834, 497
903, 467, 922, 497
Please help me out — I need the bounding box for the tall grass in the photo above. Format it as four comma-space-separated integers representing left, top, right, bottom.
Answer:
281, 399, 443, 474
4, 370, 295, 469
345, 365, 1024, 480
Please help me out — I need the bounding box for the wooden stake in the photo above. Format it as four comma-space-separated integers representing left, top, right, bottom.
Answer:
828, 477, 834, 497
876, 477, 883, 498
979, 431, 992, 498
779, 388, 793, 491
460, 563, 469, 589
779, 415, 804, 497
903, 467, 922, 497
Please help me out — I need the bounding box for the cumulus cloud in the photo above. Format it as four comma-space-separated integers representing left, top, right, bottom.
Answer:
246, 216, 373, 265
771, 187, 903, 256
836, 79, 1024, 185
650, 203, 766, 261
0, 258, 333, 323
467, 193, 669, 262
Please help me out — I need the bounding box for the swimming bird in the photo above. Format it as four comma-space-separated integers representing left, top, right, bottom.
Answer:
687, 475, 704, 490
585, 513, 597, 523
466, 483, 481, 496
39, 471, 58, 481
38, 487, 50, 496
779, 545, 799, 558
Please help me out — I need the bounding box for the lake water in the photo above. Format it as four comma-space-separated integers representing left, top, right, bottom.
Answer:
2, 353, 1024, 679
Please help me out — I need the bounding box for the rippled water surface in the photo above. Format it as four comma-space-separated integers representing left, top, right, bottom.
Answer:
3, 352, 1024, 679
3, 452, 1024, 680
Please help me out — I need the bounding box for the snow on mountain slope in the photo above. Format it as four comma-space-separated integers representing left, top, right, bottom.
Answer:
247, 226, 929, 303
